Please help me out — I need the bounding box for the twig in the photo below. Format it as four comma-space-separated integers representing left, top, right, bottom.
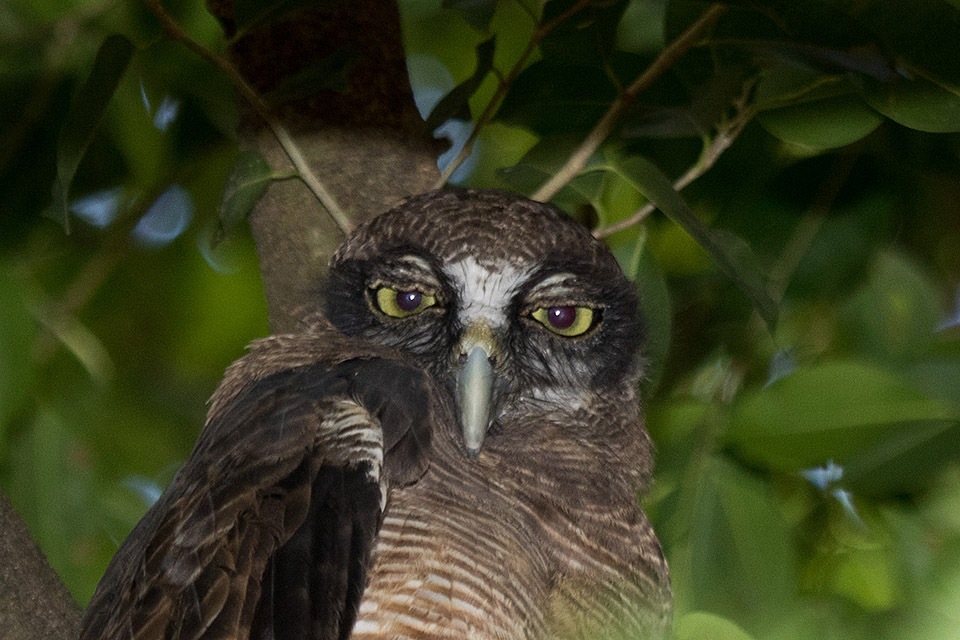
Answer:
143, 0, 353, 235
433, 0, 594, 187
593, 78, 755, 239
532, 3, 728, 203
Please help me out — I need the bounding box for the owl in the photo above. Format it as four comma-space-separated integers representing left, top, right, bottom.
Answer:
79, 188, 672, 639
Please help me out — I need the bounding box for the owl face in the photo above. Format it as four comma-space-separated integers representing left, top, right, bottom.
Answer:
324, 189, 643, 455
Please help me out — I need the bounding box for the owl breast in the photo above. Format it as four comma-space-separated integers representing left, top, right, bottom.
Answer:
350, 467, 551, 640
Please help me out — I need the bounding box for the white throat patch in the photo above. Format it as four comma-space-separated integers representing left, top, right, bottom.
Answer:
444, 257, 530, 328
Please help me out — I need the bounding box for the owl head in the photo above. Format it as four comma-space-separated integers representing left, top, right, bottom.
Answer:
324, 188, 644, 457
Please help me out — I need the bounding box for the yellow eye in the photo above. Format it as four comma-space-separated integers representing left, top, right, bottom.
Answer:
531, 306, 596, 337
374, 286, 436, 318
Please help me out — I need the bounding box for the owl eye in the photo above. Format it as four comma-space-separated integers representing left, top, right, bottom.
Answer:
531, 305, 596, 337
374, 286, 437, 318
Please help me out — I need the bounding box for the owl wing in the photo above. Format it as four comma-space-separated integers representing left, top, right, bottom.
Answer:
79, 356, 441, 640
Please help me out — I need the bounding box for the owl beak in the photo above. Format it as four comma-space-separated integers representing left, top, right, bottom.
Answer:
457, 333, 497, 458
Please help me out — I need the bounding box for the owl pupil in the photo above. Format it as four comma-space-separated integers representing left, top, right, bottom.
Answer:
397, 290, 422, 312
547, 306, 576, 329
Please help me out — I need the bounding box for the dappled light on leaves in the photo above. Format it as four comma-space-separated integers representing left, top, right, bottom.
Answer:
409, 53, 479, 181
132, 184, 194, 247
69, 187, 124, 229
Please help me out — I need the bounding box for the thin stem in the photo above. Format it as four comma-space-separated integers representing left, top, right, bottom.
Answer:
598, 201, 657, 240
143, 0, 353, 235
593, 77, 755, 239
532, 3, 728, 203
433, 0, 594, 187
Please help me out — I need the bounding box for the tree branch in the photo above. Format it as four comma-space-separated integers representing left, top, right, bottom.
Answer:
593, 77, 755, 239
0, 494, 81, 640
433, 0, 594, 187
532, 3, 728, 203
143, 0, 353, 234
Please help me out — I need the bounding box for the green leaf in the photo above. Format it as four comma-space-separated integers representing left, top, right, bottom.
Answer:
754, 64, 856, 110
787, 192, 896, 300
726, 361, 959, 470
8, 407, 92, 596
860, 74, 960, 133
744, 41, 898, 81
838, 251, 942, 364
0, 264, 36, 444
425, 36, 496, 130
443, 0, 498, 31
539, 0, 629, 65
497, 136, 606, 208
843, 420, 960, 497
50, 34, 134, 233
849, 0, 960, 90
622, 66, 749, 140
217, 149, 274, 240
646, 398, 710, 448
830, 545, 900, 611
757, 93, 883, 151
675, 612, 755, 640
497, 60, 618, 134
669, 456, 795, 624
608, 155, 778, 331
905, 354, 960, 408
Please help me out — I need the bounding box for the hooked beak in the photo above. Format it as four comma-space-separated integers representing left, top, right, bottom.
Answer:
456, 326, 498, 458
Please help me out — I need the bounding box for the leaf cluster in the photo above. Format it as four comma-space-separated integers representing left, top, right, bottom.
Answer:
0, 2, 959, 639
410, 1, 960, 638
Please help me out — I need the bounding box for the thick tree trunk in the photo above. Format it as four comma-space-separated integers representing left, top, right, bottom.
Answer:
206, 0, 441, 331
0, 494, 81, 639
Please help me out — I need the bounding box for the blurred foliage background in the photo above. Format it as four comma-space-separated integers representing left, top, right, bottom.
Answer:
2, 0, 960, 638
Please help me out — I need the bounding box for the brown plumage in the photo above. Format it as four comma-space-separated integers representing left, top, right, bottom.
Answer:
79, 188, 672, 639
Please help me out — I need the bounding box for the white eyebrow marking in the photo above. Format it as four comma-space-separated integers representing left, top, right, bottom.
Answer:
398, 255, 436, 282
526, 272, 582, 298
398, 255, 433, 271
377, 254, 442, 290
443, 257, 530, 327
